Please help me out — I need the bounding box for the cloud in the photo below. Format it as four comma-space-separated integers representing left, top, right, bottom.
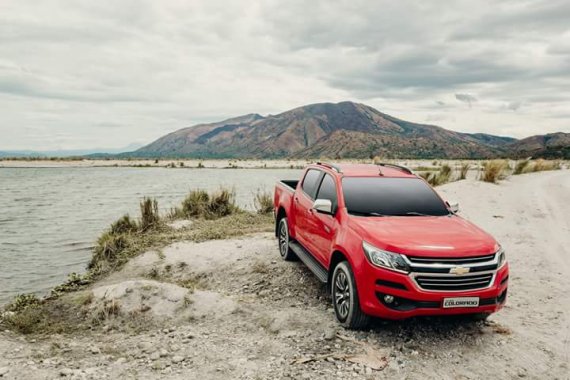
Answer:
0, 0, 569, 150
455, 93, 478, 107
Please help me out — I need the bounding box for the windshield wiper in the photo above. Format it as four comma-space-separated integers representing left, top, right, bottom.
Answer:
349, 211, 386, 217
398, 211, 450, 216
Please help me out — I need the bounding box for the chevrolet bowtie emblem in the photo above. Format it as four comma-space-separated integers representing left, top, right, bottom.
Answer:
449, 266, 470, 275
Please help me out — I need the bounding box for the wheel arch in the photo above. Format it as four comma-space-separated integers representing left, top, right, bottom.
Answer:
275, 207, 286, 237
327, 249, 352, 293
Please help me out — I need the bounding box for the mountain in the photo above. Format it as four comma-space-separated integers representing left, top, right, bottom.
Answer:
507, 132, 570, 159
0, 143, 143, 158
135, 101, 568, 159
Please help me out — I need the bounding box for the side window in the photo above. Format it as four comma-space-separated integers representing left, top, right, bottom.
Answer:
316, 174, 337, 210
301, 169, 322, 199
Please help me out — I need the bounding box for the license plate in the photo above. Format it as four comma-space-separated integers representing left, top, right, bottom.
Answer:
443, 297, 480, 308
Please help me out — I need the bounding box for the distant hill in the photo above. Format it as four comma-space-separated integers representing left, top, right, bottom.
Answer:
136, 101, 540, 159
507, 132, 570, 159
0, 144, 143, 158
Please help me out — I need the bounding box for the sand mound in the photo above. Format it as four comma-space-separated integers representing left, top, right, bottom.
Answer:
91, 280, 238, 320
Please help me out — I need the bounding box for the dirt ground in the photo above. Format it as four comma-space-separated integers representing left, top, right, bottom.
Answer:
0, 170, 569, 379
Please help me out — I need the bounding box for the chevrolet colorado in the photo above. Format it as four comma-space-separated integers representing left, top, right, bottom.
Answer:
274, 162, 509, 329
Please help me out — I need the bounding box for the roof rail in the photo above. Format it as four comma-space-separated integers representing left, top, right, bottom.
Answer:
316, 161, 342, 173
377, 162, 414, 175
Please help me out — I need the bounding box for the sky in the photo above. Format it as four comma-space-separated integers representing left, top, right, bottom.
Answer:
1, 0, 569, 151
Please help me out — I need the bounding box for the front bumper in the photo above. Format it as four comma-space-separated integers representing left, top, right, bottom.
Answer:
357, 261, 509, 320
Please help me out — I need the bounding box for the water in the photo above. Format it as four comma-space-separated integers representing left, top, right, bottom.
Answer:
0, 167, 301, 304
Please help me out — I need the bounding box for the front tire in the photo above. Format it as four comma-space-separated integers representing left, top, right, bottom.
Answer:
332, 261, 370, 330
277, 217, 297, 261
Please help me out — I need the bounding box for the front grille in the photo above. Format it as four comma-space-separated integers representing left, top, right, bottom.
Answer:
407, 253, 495, 265
415, 273, 494, 291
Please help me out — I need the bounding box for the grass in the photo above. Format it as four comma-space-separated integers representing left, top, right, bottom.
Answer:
419, 164, 453, 186
172, 188, 240, 219
514, 159, 561, 174
253, 188, 273, 214
459, 162, 470, 180
480, 160, 509, 183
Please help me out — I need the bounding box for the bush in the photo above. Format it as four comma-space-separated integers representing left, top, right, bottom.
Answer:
514, 160, 530, 175
139, 198, 160, 232
89, 232, 130, 270
459, 162, 470, 180
419, 164, 452, 186
181, 190, 210, 218
5, 294, 41, 312
110, 215, 138, 234
481, 160, 508, 183
179, 188, 238, 219
531, 159, 560, 172
254, 189, 273, 214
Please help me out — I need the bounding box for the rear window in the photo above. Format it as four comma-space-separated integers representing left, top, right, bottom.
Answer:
301, 169, 322, 199
342, 177, 449, 216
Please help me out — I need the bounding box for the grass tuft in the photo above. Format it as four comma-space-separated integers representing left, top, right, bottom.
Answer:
254, 188, 273, 214
481, 160, 508, 183
459, 162, 470, 180
139, 198, 160, 232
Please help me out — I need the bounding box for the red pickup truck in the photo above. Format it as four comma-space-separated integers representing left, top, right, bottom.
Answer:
274, 162, 508, 329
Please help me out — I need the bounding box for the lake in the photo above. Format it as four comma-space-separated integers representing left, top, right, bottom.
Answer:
0, 167, 301, 304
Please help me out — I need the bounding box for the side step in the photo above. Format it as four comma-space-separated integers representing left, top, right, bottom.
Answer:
289, 241, 328, 283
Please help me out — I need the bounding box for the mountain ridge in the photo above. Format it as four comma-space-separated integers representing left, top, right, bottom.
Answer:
134, 101, 569, 159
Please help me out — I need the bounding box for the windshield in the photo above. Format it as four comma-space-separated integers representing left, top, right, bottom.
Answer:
342, 177, 450, 216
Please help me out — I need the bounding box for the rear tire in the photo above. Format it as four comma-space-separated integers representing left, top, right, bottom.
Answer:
332, 261, 370, 330
277, 217, 297, 261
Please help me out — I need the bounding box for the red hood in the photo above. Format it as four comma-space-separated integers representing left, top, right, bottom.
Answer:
348, 215, 498, 257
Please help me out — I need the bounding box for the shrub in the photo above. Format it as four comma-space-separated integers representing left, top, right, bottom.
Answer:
208, 188, 237, 218
254, 189, 273, 214
181, 190, 210, 218
179, 188, 238, 219
89, 232, 130, 270
531, 159, 560, 172
5, 294, 41, 312
139, 198, 160, 232
419, 164, 452, 186
110, 215, 138, 234
459, 162, 470, 180
514, 160, 530, 175
481, 160, 508, 183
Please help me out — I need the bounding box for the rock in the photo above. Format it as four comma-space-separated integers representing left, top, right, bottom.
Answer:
159, 349, 168, 358
323, 328, 336, 340
0, 367, 9, 377
90, 346, 100, 354
115, 357, 127, 364
138, 341, 154, 352
59, 368, 74, 377
150, 351, 161, 360
172, 356, 185, 364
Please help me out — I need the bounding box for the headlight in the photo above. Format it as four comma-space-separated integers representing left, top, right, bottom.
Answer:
362, 241, 410, 273
497, 247, 507, 268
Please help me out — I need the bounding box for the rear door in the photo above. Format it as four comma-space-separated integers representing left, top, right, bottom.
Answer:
294, 169, 323, 254
306, 173, 339, 266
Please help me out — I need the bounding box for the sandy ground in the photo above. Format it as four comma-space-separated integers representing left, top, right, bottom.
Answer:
0, 170, 569, 379
0, 158, 493, 170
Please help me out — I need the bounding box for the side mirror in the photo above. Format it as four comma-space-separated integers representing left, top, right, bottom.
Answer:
447, 200, 459, 213
313, 199, 333, 214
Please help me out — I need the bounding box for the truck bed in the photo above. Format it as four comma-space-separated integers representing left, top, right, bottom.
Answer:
279, 180, 299, 191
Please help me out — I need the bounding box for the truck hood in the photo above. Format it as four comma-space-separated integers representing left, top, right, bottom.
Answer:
348, 215, 498, 257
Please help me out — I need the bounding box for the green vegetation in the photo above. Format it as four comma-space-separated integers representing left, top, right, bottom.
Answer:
459, 162, 470, 180
419, 164, 453, 186
481, 160, 509, 183
254, 188, 273, 214
514, 159, 561, 174
172, 188, 239, 219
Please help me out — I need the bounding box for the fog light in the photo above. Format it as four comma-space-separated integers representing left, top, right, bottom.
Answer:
383, 295, 394, 304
